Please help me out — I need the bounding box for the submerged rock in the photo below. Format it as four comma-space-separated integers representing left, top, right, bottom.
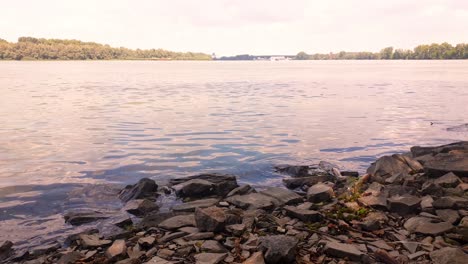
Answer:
119, 178, 158, 203
123, 199, 159, 216
64, 209, 112, 226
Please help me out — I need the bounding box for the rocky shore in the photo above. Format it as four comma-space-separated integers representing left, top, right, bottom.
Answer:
1, 141, 467, 264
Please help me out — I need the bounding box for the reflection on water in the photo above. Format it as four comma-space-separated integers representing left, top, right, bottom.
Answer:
0, 60, 467, 245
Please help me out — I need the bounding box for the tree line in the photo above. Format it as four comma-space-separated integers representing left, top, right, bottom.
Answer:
295, 42, 468, 60
0, 37, 212, 60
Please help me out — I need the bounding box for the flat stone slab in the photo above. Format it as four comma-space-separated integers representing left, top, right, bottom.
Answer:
283, 175, 329, 189
387, 195, 421, 216
259, 187, 303, 205
226, 193, 277, 210
324, 241, 363, 261
404, 216, 453, 235
284, 205, 322, 222
158, 214, 195, 230
194, 252, 227, 264
172, 198, 220, 212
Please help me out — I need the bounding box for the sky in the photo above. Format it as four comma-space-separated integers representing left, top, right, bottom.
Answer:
1, 0, 467, 56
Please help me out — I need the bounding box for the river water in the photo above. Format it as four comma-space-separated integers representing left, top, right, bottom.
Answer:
0, 60, 467, 247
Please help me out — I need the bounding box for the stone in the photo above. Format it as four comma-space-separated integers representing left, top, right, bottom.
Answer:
79, 234, 112, 248
404, 216, 453, 235
387, 195, 421, 216
0, 240, 13, 261
138, 236, 155, 247
144, 256, 173, 264
119, 178, 158, 202
30, 242, 60, 256
173, 179, 215, 198
421, 181, 444, 196
243, 251, 265, 264
359, 212, 388, 231
421, 195, 434, 212
436, 209, 460, 224
283, 205, 322, 222
194, 252, 227, 264
323, 241, 363, 261
201, 240, 228, 253
275, 165, 316, 177
258, 235, 297, 264
460, 216, 468, 228
170, 173, 238, 197
64, 210, 111, 225
158, 214, 195, 230
306, 183, 334, 203
184, 232, 214, 241
172, 198, 220, 212
408, 251, 427, 260
429, 247, 468, 264
195, 207, 226, 232
367, 154, 423, 183
434, 172, 462, 188
226, 193, 277, 210
57, 252, 84, 264
227, 184, 254, 197
259, 187, 303, 205
138, 212, 177, 229
368, 240, 393, 251
433, 196, 468, 209
401, 241, 419, 254
157, 248, 175, 259
358, 194, 387, 210
106, 239, 127, 259
123, 199, 159, 217
282, 175, 329, 189
423, 153, 468, 178
159, 232, 187, 243
226, 224, 246, 236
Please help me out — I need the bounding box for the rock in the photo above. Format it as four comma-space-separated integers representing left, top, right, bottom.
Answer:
243, 251, 265, 264
423, 154, 468, 178
79, 234, 112, 248
258, 235, 297, 264
275, 165, 313, 177
57, 252, 84, 264
387, 195, 421, 216
201, 240, 228, 253
106, 239, 127, 259
408, 251, 427, 260
157, 248, 175, 259
434, 172, 462, 188
259, 187, 302, 205
421, 181, 444, 196
30, 242, 60, 256
435, 209, 460, 224
283, 205, 322, 222
159, 231, 187, 243
433, 196, 468, 209
323, 241, 363, 261
460, 216, 468, 228
227, 184, 254, 197
306, 183, 334, 203
123, 199, 159, 216
421, 195, 434, 212
404, 216, 453, 235
144, 256, 173, 264
194, 252, 227, 264
172, 198, 220, 212
429, 247, 468, 264
367, 154, 423, 183
226, 224, 246, 236
401, 241, 419, 254
64, 209, 111, 225
226, 193, 277, 210
119, 178, 158, 202
138, 236, 155, 248
173, 179, 215, 198
195, 207, 226, 232
184, 232, 214, 241
359, 212, 388, 231
170, 173, 238, 197
358, 194, 387, 210
0, 240, 13, 261
138, 212, 177, 229
283, 175, 329, 189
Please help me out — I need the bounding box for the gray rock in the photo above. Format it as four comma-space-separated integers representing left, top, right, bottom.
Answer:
367, 154, 423, 183
30, 242, 60, 256
404, 216, 453, 235
57, 252, 84, 264
201, 240, 228, 253
105, 239, 127, 259
226, 193, 277, 210
323, 241, 363, 261
420, 195, 434, 212
79, 234, 112, 248
173, 179, 215, 198
226, 224, 246, 236
194, 252, 227, 264
429, 247, 468, 264
242, 251, 265, 264
307, 183, 334, 203
387, 195, 421, 216
282, 175, 329, 189
0, 240, 13, 261
460, 216, 468, 228
408, 251, 427, 260
433, 196, 468, 209
172, 198, 220, 212
227, 184, 254, 197
258, 235, 297, 264
435, 209, 460, 224
434, 172, 462, 188
64, 210, 111, 225
123, 199, 159, 216
170, 173, 238, 197
144, 256, 174, 264
283, 205, 322, 222
195, 207, 226, 232
358, 194, 387, 210
159, 232, 187, 243
259, 187, 303, 205
138, 236, 155, 248
184, 232, 214, 241
421, 181, 444, 196
359, 212, 388, 231
119, 178, 158, 202
159, 214, 195, 230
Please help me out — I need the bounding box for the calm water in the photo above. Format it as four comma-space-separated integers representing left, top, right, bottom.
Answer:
0, 60, 467, 246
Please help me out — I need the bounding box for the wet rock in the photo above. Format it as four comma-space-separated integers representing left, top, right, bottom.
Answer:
226, 193, 277, 210
227, 184, 254, 197
258, 235, 297, 264
79, 234, 112, 248
323, 241, 363, 261
436, 209, 460, 224
404, 216, 453, 235
172, 198, 220, 212
367, 154, 423, 183
158, 214, 195, 230
259, 187, 302, 205
306, 183, 334, 203
64, 209, 111, 225
194, 252, 227, 264
283, 175, 329, 189
201, 240, 228, 253
106, 239, 127, 259
434, 172, 462, 188
0, 240, 13, 261
359, 212, 388, 231
275, 165, 312, 177
170, 173, 238, 197
119, 178, 158, 203
123, 199, 159, 216
57, 251, 84, 264
195, 207, 226, 232
243, 251, 265, 264
387, 195, 421, 216
283, 205, 322, 222
429, 247, 468, 264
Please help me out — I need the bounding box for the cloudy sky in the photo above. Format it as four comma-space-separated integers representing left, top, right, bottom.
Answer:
1, 0, 467, 55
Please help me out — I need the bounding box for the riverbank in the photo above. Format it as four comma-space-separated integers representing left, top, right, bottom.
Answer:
1, 141, 467, 264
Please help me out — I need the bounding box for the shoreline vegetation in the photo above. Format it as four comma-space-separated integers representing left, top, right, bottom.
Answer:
0, 37, 467, 61
0, 141, 467, 263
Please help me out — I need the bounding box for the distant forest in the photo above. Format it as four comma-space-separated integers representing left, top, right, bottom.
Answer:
0, 37, 212, 60
295, 42, 468, 60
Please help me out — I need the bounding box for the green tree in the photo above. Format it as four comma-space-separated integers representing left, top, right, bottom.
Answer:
295, 51, 310, 60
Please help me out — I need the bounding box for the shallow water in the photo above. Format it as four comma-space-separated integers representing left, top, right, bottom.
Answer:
0, 60, 467, 245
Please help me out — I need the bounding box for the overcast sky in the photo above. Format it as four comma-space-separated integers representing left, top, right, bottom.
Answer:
1, 0, 467, 56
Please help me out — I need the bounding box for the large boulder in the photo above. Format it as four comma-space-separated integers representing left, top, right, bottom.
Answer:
170, 173, 238, 198
118, 178, 158, 203
367, 154, 423, 183
258, 235, 297, 264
